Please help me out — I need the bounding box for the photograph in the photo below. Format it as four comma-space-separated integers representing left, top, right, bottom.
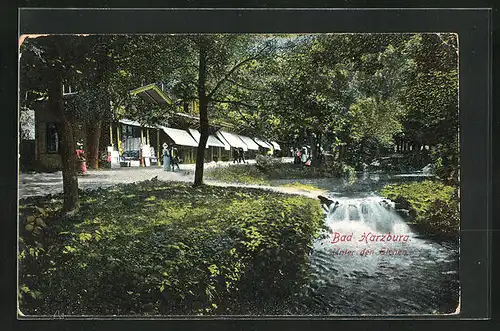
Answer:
18, 32, 460, 317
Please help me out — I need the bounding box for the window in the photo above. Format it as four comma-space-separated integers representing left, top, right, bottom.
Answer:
63, 84, 77, 96
46, 123, 59, 153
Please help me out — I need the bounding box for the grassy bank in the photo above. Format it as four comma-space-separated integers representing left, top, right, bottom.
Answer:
379, 180, 459, 239
18, 180, 323, 316
205, 159, 355, 185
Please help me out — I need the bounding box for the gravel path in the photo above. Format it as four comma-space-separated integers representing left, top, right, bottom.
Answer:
19, 158, 305, 199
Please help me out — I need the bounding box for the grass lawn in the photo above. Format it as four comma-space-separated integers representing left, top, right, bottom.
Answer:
279, 182, 326, 192
205, 161, 354, 185
19, 180, 324, 316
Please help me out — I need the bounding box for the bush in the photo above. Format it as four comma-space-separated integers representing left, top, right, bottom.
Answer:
322, 161, 356, 182
380, 180, 459, 239
18, 181, 324, 316
255, 154, 282, 172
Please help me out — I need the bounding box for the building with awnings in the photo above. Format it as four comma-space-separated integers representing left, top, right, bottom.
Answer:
118, 118, 159, 152
238, 135, 259, 150
216, 130, 250, 160
218, 131, 248, 151
161, 126, 199, 164
253, 137, 273, 154
238, 134, 260, 159
188, 129, 226, 162
253, 137, 272, 149
215, 131, 231, 151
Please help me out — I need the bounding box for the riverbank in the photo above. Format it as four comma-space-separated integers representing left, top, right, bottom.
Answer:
379, 180, 459, 240
18, 180, 324, 316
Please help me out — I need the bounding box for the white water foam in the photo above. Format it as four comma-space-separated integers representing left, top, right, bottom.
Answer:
314, 195, 444, 276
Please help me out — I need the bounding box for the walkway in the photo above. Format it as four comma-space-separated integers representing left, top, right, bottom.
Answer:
19, 158, 296, 198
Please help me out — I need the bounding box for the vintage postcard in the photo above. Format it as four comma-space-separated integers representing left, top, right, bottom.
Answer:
18, 32, 460, 317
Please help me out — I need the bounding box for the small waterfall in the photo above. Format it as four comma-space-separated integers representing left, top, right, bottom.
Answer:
299, 194, 459, 315
326, 196, 410, 235
312, 195, 438, 278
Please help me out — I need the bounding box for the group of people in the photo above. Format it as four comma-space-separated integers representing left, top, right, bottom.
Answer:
233, 148, 247, 164
293, 147, 312, 166
163, 143, 181, 171
293, 146, 326, 166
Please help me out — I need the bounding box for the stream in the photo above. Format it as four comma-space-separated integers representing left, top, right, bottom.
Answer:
270, 173, 460, 315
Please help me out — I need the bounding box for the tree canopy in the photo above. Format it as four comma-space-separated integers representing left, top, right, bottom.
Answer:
19, 33, 459, 209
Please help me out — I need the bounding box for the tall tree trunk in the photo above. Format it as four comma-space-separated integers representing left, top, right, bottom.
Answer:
194, 41, 208, 187
195, 99, 209, 186
86, 119, 102, 169
49, 75, 79, 212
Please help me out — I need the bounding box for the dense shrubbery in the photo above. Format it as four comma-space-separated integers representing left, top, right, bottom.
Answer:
18, 181, 323, 315
380, 180, 459, 239
255, 154, 283, 171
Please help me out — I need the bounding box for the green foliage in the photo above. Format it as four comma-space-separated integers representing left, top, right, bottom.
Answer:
372, 152, 432, 173
348, 97, 403, 145
18, 181, 323, 315
205, 164, 269, 185
380, 181, 459, 239
206, 161, 357, 184
20, 33, 458, 183
255, 154, 283, 171
399, 34, 458, 183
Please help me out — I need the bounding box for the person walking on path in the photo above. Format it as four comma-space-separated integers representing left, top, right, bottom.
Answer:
171, 147, 181, 171
163, 143, 171, 171
294, 148, 301, 164
233, 148, 239, 163
238, 148, 247, 164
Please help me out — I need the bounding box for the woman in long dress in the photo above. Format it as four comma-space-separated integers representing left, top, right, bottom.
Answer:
163, 143, 171, 171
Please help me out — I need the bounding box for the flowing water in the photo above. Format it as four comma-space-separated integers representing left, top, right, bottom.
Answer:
272, 173, 459, 315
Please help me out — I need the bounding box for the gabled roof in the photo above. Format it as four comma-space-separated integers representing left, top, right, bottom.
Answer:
130, 84, 173, 105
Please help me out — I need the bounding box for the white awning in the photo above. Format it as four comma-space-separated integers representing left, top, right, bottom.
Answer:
253, 137, 272, 149
215, 131, 231, 150
270, 141, 281, 151
207, 136, 226, 148
218, 131, 248, 151
118, 118, 157, 129
119, 118, 141, 127
238, 135, 260, 150
162, 127, 198, 147
188, 129, 226, 148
